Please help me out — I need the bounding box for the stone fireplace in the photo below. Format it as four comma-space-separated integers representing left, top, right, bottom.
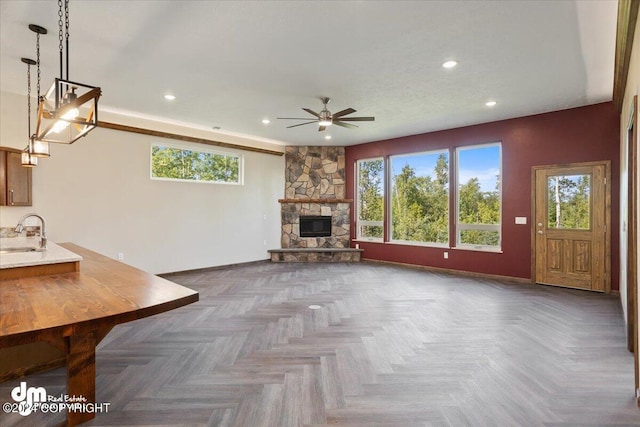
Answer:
268, 146, 362, 262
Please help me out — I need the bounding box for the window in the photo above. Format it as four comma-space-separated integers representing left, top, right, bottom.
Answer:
354, 142, 502, 252
456, 143, 501, 249
546, 174, 591, 230
356, 158, 384, 240
390, 150, 449, 245
151, 144, 242, 184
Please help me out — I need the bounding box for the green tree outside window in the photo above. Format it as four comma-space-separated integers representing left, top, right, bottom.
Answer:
151, 145, 241, 184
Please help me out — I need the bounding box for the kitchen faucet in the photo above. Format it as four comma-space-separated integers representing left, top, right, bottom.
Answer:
14, 213, 47, 250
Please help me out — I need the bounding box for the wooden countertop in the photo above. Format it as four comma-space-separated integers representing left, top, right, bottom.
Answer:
0, 243, 199, 348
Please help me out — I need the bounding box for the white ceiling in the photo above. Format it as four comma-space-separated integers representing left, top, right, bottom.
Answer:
0, 0, 618, 147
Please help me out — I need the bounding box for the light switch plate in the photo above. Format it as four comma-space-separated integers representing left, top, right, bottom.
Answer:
515, 217, 527, 225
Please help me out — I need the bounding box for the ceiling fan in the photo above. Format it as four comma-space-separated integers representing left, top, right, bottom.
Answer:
278, 97, 374, 132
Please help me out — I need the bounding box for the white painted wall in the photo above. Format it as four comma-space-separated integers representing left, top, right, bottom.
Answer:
0, 91, 284, 274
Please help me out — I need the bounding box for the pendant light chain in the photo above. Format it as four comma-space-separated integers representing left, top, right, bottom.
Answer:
36, 32, 41, 102
27, 62, 32, 138
58, 0, 64, 79
65, 0, 69, 80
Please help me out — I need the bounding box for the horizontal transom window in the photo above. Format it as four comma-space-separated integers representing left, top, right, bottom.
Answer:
151, 143, 243, 185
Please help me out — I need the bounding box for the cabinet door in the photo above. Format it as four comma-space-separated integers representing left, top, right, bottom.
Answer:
5, 151, 32, 206
0, 151, 6, 205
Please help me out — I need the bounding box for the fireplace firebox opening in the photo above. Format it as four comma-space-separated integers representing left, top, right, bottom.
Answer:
299, 216, 332, 237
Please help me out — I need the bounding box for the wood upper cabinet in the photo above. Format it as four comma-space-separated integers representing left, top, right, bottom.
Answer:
0, 147, 32, 206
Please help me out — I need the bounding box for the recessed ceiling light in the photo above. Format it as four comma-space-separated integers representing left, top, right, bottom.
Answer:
164, 94, 176, 101
442, 60, 458, 69
485, 100, 497, 107
308, 305, 322, 310
324, 135, 332, 140
262, 119, 271, 124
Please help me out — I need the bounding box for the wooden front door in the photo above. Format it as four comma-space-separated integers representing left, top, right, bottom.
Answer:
533, 162, 610, 292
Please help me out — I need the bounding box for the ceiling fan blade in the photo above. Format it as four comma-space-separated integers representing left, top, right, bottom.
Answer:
332, 108, 356, 119
318, 126, 327, 132
302, 108, 321, 118
337, 116, 375, 122
333, 121, 358, 129
286, 121, 318, 129
278, 117, 320, 120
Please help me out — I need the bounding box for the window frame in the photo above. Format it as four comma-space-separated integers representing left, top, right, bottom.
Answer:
150, 142, 244, 185
389, 149, 450, 247
355, 157, 385, 242
454, 142, 502, 251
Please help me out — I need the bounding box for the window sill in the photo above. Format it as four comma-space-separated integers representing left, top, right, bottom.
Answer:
352, 240, 503, 254
353, 239, 449, 249
387, 240, 449, 249
452, 245, 503, 254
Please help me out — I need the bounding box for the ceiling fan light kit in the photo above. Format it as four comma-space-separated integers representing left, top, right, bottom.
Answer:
278, 97, 374, 133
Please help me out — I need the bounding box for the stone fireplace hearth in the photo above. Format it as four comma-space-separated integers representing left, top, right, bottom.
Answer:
268, 146, 362, 262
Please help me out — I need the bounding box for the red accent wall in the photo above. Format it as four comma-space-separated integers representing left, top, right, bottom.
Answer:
345, 102, 620, 290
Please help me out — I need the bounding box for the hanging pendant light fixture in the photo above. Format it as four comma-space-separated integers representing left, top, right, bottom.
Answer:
20, 57, 41, 168
21, 153, 39, 167
21, 150, 39, 167
21, 139, 39, 167
25, 25, 51, 159
35, 0, 101, 145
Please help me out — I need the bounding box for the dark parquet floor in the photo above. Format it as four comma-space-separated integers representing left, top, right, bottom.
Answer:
2, 261, 639, 426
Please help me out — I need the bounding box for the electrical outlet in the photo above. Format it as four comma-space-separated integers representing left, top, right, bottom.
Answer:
263, 240, 267, 246
117, 252, 124, 260
443, 252, 449, 259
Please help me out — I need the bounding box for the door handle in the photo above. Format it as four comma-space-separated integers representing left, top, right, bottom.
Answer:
9, 189, 14, 205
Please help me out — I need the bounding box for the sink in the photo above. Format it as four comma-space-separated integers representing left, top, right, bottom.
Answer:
0, 247, 42, 254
